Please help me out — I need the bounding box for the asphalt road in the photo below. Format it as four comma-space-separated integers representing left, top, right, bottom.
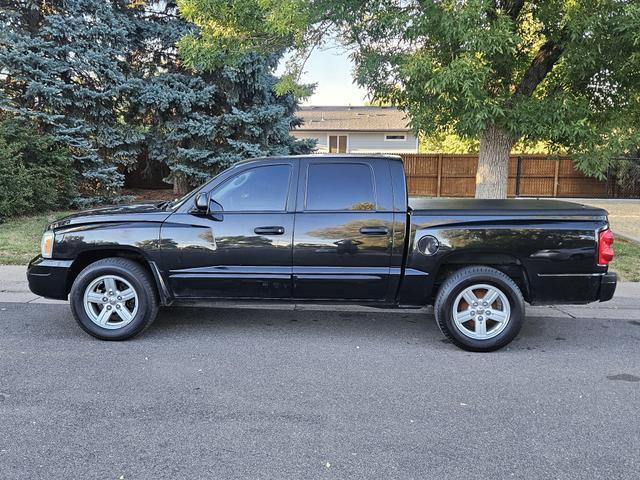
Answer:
1, 303, 639, 479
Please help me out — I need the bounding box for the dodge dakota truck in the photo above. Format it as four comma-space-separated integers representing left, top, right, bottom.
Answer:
27, 154, 617, 351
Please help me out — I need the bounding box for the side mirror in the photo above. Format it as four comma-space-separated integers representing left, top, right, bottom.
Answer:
194, 192, 209, 212
208, 199, 224, 222
192, 192, 224, 221
208, 199, 223, 213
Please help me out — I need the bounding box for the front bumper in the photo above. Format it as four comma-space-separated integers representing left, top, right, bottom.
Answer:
599, 272, 617, 302
27, 256, 74, 300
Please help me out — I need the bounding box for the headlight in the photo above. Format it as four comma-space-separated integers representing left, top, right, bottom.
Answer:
41, 231, 55, 258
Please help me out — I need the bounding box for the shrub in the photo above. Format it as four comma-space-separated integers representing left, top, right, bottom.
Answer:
0, 117, 76, 219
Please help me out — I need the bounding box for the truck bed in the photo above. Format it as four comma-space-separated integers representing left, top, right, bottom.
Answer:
408, 198, 607, 219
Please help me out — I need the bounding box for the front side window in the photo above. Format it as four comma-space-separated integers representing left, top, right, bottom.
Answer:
211, 165, 291, 211
305, 163, 376, 211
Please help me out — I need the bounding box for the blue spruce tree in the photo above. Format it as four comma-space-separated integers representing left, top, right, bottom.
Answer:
1, 0, 142, 202
0, 1, 313, 201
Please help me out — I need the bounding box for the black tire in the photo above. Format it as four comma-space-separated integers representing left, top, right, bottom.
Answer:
70, 257, 159, 340
434, 266, 525, 352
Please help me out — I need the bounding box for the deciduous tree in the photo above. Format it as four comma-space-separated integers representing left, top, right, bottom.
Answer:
177, 0, 640, 198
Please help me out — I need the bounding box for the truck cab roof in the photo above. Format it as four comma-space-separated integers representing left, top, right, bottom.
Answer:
240, 153, 404, 163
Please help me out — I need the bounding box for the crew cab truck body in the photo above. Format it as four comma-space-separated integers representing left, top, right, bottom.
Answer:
28, 155, 617, 351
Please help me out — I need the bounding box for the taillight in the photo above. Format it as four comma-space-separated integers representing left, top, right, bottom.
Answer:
598, 229, 614, 265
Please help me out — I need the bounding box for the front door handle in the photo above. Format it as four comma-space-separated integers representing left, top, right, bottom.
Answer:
254, 226, 285, 235
359, 226, 389, 235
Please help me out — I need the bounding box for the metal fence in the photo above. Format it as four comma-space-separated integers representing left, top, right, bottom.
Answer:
400, 153, 640, 198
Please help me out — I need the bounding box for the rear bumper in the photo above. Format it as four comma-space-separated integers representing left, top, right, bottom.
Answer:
27, 256, 73, 300
598, 272, 617, 302
531, 271, 617, 305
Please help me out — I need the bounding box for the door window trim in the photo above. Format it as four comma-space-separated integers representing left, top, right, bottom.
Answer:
207, 163, 294, 213
303, 161, 379, 212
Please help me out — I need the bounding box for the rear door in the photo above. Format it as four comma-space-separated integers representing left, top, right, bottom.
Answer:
292, 157, 395, 301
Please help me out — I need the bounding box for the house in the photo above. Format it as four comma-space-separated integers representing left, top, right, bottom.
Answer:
291, 106, 419, 154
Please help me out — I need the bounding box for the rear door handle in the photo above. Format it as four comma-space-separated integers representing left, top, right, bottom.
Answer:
359, 226, 389, 235
254, 226, 285, 235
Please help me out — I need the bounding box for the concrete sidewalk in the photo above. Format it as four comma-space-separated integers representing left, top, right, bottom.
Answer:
2, 265, 640, 319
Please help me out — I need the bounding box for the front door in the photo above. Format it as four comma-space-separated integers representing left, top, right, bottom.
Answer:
160, 161, 297, 299
292, 159, 394, 301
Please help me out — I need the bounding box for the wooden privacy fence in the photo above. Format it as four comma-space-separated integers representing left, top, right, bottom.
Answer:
401, 154, 612, 198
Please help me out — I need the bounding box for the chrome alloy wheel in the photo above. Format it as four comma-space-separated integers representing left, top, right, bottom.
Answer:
452, 283, 511, 340
83, 275, 139, 329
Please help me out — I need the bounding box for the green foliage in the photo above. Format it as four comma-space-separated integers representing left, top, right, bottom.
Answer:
143, 53, 316, 190
177, 0, 324, 96
0, 117, 75, 218
420, 131, 480, 154
178, 0, 640, 179
347, 0, 640, 177
1, 0, 313, 201
177, 0, 314, 72
612, 157, 640, 196
1, 0, 143, 200
570, 94, 640, 178
420, 129, 560, 154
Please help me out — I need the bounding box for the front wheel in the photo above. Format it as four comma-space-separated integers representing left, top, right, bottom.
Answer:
70, 257, 159, 340
434, 266, 525, 352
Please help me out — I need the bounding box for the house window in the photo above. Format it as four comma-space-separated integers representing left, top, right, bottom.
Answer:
385, 134, 406, 141
328, 135, 348, 153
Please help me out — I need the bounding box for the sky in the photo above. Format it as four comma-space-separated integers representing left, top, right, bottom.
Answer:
279, 42, 370, 106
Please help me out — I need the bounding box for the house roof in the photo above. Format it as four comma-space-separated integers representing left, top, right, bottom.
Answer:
295, 106, 411, 132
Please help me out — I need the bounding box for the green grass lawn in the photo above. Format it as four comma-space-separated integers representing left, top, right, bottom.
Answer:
1, 209, 639, 282
610, 238, 640, 282
581, 200, 640, 281
0, 210, 73, 265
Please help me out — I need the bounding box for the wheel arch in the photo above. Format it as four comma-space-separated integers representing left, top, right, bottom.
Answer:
66, 248, 172, 305
432, 251, 531, 303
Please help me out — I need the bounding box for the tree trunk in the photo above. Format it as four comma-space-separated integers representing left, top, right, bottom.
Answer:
173, 174, 190, 196
475, 124, 516, 199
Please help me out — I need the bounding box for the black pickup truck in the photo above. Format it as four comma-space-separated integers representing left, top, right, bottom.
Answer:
28, 154, 616, 351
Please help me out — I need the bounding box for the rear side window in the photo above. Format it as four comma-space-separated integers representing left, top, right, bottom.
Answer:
212, 165, 291, 211
305, 163, 376, 211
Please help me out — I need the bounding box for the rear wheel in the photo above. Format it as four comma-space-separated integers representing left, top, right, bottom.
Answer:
434, 266, 525, 352
70, 258, 158, 340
